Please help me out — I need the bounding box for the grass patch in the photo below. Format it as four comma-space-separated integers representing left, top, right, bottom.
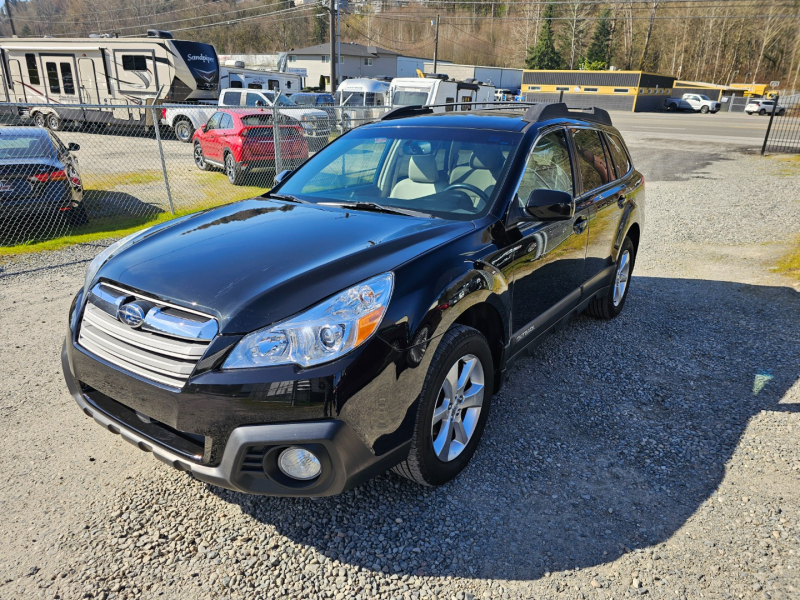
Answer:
775, 235, 800, 281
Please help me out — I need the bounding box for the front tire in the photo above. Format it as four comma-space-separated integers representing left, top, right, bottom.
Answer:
194, 142, 210, 171
33, 112, 47, 128
700, 106, 709, 114
393, 325, 493, 487
759, 109, 767, 115
586, 236, 636, 320
174, 119, 194, 143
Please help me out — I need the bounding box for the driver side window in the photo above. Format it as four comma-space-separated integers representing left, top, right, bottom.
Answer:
517, 130, 574, 208
205, 112, 222, 131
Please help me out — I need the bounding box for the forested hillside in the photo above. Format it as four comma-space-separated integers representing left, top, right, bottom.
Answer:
2, 0, 799, 87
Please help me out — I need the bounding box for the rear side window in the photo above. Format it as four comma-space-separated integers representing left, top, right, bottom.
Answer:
223, 91, 241, 105
25, 54, 40, 85
60, 63, 75, 95
571, 129, 611, 194
604, 133, 632, 179
219, 113, 233, 129
45, 62, 60, 94
246, 93, 265, 107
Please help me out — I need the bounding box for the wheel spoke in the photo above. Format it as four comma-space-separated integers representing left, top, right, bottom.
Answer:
456, 358, 477, 395
461, 383, 484, 409
433, 419, 454, 461
443, 363, 459, 398
431, 401, 449, 426
452, 419, 468, 444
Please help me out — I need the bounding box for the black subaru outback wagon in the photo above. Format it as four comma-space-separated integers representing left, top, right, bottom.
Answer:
62, 103, 644, 496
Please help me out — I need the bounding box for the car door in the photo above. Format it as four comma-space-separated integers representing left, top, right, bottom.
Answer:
571, 128, 624, 292
510, 128, 589, 347
216, 113, 235, 157
201, 112, 223, 162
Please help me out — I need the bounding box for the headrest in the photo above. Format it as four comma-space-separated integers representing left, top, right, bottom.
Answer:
470, 145, 502, 171
409, 155, 439, 183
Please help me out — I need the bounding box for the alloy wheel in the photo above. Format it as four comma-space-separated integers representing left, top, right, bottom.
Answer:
431, 354, 485, 463
194, 144, 205, 169
175, 121, 192, 142
225, 154, 236, 183
33, 113, 46, 128
612, 250, 631, 306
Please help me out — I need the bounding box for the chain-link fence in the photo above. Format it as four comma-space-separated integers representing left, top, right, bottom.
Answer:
0, 101, 399, 246
761, 93, 800, 154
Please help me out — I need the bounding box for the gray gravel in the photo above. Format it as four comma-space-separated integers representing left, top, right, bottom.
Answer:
1, 132, 799, 600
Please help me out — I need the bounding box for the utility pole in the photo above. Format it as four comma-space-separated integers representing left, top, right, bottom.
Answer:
329, 0, 336, 92
6, 0, 17, 36
432, 15, 440, 73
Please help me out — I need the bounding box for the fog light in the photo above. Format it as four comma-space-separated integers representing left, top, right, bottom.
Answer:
278, 447, 321, 480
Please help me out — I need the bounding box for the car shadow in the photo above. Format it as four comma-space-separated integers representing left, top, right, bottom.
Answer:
208, 276, 799, 581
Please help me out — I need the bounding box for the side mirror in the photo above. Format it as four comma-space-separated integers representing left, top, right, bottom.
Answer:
274, 169, 293, 185
200, 125, 207, 132
525, 189, 574, 221
67, 142, 80, 151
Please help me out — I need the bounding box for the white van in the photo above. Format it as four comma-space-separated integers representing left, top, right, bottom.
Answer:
389, 76, 495, 113
335, 78, 391, 130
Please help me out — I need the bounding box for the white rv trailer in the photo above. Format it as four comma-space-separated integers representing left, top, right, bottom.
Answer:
219, 60, 302, 94
334, 78, 390, 129
0, 30, 219, 129
389, 75, 495, 113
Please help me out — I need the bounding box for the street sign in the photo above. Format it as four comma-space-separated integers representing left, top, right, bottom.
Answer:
770, 81, 780, 89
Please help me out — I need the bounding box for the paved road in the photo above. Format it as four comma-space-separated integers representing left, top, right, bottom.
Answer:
612, 111, 770, 146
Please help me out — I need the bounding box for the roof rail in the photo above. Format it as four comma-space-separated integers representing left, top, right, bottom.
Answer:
522, 103, 612, 126
380, 105, 434, 121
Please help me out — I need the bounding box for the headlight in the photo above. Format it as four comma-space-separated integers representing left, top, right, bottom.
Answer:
224, 272, 394, 369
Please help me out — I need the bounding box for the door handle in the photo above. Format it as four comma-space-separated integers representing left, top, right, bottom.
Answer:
617, 195, 626, 209
573, 217, 588, 235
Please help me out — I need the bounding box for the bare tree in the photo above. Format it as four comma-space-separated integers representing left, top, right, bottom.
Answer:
637, 1, 659, 71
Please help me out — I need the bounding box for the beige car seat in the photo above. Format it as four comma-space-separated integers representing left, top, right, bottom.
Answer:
449, 145, 501, 194
390, 155, 446, 200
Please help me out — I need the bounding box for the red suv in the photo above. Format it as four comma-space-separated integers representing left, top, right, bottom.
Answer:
192, 110, 309, 185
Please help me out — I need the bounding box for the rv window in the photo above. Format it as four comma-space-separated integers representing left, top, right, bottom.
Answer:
60, 63, 75, 95
45, 63, 60, 94
268, 80, 279, 91
122, 55, 148, 71
392, 90, 428, 107
247, 83, 263, 89
289, 55, 297, 62
223, 91, 241, 105
230, 81, 243, 88
286, 81, 292, 89
460, 96, 472, 111
25, 54, 40, 85
444, 98, 455, 112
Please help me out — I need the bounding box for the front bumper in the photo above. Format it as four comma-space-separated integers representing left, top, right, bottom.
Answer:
62, 340, 407, 496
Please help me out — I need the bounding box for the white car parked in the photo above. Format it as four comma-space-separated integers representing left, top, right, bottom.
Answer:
745, 99, 786, 116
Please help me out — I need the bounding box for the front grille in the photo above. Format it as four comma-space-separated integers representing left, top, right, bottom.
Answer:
77, 283, 218, 389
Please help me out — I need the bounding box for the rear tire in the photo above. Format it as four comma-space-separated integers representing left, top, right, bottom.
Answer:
33, 112, 47, 128
225, 151, 243, 185
586, 236, 636, 320
47, 113, 63, 131
174, 119, 194, 143
393, 325, 493, 487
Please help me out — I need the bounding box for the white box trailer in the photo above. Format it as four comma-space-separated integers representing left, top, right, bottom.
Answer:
0, 31, 219, 130
220, 61, 302, 94
389, 76, 495, 113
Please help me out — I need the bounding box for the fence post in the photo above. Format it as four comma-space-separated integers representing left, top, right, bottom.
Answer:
272, 104, 283, 177
151, 103, 175, 214
760, 93, 779, 156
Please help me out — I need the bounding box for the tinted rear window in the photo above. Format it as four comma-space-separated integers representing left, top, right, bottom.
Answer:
241, 114, 273, 126
0, 133, 53, 158
571, 129, 612, 193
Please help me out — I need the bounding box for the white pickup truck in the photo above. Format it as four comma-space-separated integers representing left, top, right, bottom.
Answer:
164, 89, 331, 144
664, 93, 721, 114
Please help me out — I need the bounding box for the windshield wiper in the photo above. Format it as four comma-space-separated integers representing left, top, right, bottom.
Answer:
267, 192, 308, 204
318, 201, 431, 218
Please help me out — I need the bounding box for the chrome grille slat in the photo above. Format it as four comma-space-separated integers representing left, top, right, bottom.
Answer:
83, 305, 207, 359
77, 283, 217, 389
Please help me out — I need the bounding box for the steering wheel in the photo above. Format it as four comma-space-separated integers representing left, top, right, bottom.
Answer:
443, 182, 489, 203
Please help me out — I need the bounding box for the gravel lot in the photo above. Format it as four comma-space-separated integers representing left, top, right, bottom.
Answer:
1, 130, 799, 600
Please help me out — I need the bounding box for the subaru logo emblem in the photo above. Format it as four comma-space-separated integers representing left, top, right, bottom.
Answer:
118, 302, 147, 328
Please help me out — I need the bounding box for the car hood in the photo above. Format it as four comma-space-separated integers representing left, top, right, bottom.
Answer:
97, 198, 473, 334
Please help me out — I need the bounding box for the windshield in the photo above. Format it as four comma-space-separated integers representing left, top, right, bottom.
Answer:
0, 133, 53, 159
276, 126, 522, 220
699, 95, 710, 100
292, 95, 315, 106
392, 90, 430, 106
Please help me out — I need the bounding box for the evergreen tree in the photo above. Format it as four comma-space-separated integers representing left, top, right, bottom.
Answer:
585, 9, 613, 68
312, 6, 329, 45
525, 1, 564, 70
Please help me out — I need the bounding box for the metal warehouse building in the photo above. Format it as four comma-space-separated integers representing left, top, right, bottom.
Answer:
522, 70, 676, 112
